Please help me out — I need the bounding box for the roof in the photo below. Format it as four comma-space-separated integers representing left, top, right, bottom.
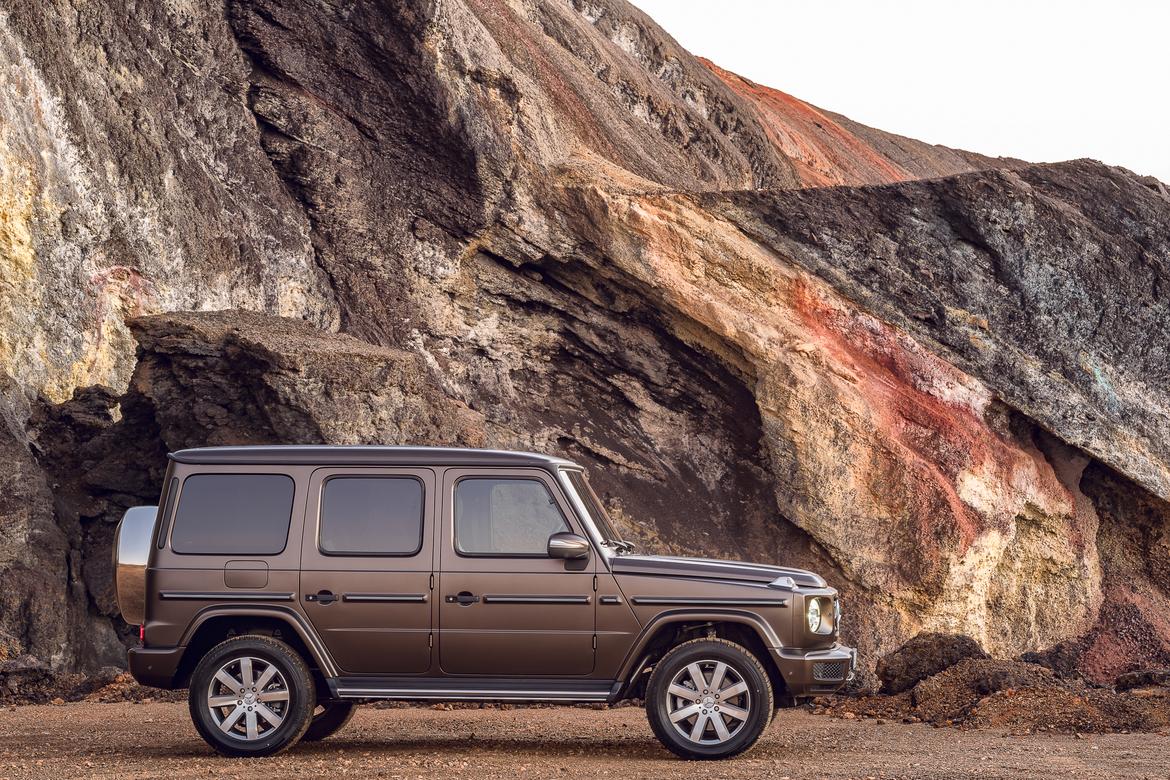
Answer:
167, 445, 581, 469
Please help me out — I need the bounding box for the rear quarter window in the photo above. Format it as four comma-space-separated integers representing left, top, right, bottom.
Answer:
170, 473, 295, 555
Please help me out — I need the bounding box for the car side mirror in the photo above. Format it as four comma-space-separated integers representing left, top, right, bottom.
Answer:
547, 532, 591, 560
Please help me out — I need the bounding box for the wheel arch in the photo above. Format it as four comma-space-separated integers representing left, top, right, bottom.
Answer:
612, 610, 788, 702
174, 606, 338, 689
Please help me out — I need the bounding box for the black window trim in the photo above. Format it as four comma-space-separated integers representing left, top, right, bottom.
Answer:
154, 476, 179, 549
170, 472, 295, 556
316, 474, 426, 558
452, 474, 571, 559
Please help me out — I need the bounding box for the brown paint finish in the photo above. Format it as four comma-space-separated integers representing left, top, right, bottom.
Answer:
437, 468, 596, 676
299, 467, 436, 675
593, 571, 642, 678
224, 561, 268, 589
146, 567, 302, 647
620, 575, 791, 644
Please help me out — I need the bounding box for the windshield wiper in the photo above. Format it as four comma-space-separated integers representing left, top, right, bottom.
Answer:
606, 539, 636, 554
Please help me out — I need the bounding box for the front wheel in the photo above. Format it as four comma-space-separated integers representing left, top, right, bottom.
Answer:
188, 635, 315, 757
645, 638, 774, 760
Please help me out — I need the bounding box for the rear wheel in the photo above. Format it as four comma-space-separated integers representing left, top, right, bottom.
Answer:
646, 638, 774, 760
301, 700, 356, 742
188, 635, 314, 757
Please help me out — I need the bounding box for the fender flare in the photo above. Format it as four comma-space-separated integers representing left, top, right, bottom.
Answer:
613, 608, 782, 693
177, 605, 341, 679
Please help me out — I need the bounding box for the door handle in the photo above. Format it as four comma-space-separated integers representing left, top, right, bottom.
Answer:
306, 590, 337, 605
445, 591, 480, 606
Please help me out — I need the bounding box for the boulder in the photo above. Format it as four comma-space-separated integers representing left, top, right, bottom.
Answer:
1020, 641, 1088, 680
877, 633, 990, 694
1115, 669, 1170, 692
0, 655, 50, 699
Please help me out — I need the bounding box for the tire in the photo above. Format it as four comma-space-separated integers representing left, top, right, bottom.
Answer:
646, 638, 774, 760
188, 634, 315, 757
301, 701, 356, 742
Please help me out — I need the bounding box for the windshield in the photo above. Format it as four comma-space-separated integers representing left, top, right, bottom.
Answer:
563, 469, 632, 552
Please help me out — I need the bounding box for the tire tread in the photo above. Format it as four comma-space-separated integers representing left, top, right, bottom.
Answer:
645, 637, 774, 760
301, 701, 357, 742
187, 634, 315, 757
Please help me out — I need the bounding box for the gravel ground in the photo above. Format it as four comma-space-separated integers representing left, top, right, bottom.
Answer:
0, 702, 1167, 779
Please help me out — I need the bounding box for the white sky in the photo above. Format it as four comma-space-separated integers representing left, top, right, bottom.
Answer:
630, 1, 1170, 183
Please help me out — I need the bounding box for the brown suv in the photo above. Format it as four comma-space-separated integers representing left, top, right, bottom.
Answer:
114, 446, 854, 759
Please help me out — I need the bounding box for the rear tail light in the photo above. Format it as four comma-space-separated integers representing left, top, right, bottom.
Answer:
139, 624, 145, 645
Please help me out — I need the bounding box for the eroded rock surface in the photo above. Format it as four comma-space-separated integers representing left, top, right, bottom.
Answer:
0, 427, 122, 673
1, 0, 1169, 688
705, 163, 1170, 502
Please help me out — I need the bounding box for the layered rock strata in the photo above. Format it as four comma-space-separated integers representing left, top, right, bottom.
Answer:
0, 0, 1167, 687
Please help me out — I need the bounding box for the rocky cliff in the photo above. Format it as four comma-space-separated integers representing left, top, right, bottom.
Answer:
1, 0, 1168, 688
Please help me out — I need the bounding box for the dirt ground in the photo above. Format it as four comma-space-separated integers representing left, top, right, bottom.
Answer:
0, 702, 1167, 780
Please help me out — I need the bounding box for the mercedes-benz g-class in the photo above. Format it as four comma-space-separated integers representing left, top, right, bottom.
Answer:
114, 446, 854, 759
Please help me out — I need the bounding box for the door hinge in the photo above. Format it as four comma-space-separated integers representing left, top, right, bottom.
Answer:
428, 632, 433, 648
592, 575, 598, 592
429, 573, 434, 590
592, 634, 597, 650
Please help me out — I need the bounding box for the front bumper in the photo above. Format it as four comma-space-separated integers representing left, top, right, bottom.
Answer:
127, 646, 185, 689
770, 643, 856, 696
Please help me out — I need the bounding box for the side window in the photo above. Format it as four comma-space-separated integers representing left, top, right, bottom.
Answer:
454, 478, 569, 556
170, 474, 294, 555
319, 477, 424, 556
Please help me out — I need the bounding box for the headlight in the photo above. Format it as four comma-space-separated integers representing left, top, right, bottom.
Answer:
806, 598, 822, 633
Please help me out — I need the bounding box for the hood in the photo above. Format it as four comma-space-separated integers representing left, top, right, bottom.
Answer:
610, 555, 826, 588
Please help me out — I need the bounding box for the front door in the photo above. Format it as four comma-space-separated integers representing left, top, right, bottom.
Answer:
300, 467, 435, 675
438, 468, 596, 676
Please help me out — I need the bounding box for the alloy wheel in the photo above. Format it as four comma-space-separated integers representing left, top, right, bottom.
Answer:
665, 659, 752, 745
205, 656, 290, 742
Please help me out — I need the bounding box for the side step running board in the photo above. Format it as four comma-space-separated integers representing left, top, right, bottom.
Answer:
330, 678, 616, 702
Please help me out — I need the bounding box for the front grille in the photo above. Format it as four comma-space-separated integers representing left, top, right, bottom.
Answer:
813, 660, 847, 682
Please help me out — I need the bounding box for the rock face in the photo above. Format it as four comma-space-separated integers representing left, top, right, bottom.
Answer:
2, 0, 1170, 689
0, 427, 123, 674
700, 58, 1011, 187
707, 162, 1170, 503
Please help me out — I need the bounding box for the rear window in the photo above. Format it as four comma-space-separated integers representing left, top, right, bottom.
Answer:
170, 474, 295, 555
319, 477, 424, 555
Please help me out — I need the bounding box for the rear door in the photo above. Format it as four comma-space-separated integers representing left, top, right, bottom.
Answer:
437, 468, 596, 676
299, 467, 435, 675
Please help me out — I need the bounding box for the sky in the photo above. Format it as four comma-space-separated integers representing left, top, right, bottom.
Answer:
629, 1, 1170, 183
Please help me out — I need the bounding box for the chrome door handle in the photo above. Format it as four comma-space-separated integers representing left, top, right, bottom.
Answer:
445, 591, 479, 606
306, 590, 336, 605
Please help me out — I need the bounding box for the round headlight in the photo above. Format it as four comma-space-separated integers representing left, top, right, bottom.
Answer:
807, 598, 822, 633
